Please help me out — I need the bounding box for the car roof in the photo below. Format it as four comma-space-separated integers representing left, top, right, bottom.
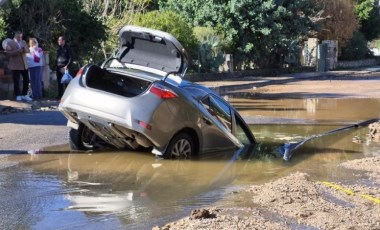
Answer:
180, 81, 218, 100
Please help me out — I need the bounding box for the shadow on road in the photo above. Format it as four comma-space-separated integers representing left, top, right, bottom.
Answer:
0, 111, 67, 126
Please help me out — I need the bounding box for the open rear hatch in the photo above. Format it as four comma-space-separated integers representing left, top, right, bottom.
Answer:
84, 65, 152, 98
114, 25, 188, 77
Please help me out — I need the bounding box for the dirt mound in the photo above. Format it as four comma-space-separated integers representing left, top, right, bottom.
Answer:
157, 170, 380, 230
0, 99, 58, 114
249, 171, 380, 229
154, 207, 289, 230
341, 156, 380, 183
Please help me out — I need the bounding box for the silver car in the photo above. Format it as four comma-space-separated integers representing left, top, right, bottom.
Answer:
58, 25, 256, 159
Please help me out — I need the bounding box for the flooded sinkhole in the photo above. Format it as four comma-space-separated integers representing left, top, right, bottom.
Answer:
1, 97, 380, 229
230, 97, 380, 124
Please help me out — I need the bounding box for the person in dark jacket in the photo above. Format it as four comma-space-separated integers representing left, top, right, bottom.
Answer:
55, 36, 72, 99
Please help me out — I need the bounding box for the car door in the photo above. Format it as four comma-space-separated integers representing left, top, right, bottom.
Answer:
200, 94, 256, 151
200, 95, 236, 151
232, 109, 256, 145
199, 95, 239, 152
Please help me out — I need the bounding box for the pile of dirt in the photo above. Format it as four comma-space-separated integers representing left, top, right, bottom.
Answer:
0, 105, 27, 114
0, 99, 58, 114
154, 207, 290, 230
249, 171, 380, 229
157, 166, 380, 230
341, 156, 380, 183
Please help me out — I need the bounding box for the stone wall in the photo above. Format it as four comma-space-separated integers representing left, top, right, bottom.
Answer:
0, 51, 13, 99
337, 59, 380, 69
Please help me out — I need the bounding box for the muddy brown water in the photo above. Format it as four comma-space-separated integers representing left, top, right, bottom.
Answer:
1, 97, 380, 229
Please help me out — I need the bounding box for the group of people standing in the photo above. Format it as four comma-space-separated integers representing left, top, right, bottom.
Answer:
4, 31, 72, 101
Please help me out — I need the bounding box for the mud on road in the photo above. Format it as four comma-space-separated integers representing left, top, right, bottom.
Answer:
156, 158, 380, 230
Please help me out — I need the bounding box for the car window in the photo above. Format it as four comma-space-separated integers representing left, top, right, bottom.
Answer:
235, 114, 253, 145
201, 95, 232, 131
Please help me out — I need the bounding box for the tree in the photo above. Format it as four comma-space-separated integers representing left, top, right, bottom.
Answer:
81, 0, 152, 60
2, 0, 107, 67
354, 0, 380, 40
314, 0, 359, 48
340, 31, 372, 60
0, 17, 7, 41
54, 1, 107, 66
193, 26, 225, 72
1, 0, 55, 46
355, 0, 376, 20
161, 0, 319, 69
133, 10, 198, 60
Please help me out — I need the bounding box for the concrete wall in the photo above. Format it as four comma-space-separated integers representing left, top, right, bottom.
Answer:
337, 59, 380, 69
0, 52, 13, 99
302, 38, 319, 67
322, 40, 338, 71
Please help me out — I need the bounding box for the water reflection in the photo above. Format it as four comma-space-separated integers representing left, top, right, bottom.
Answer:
305, 98, 319, 114
229, 97, 380, 124
0, 145, 288, 229
25, 150, 245, 218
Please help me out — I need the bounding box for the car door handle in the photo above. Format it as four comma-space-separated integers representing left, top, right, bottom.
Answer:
203, 116, 213, 125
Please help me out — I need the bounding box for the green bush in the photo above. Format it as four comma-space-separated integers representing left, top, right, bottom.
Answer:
134, 10, 199, 72
134, 11, 197, 57
340, 31, 373, 60
193, 27, 225, 73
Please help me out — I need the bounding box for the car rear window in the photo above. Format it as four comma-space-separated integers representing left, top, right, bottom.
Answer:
85, 65, 151, 97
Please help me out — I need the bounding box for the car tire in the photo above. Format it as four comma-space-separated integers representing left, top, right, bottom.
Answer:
68, 124, 97, 151
163, 132, 194, 159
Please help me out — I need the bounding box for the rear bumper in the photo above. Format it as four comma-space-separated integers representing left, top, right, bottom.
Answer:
62, 107, 153, 150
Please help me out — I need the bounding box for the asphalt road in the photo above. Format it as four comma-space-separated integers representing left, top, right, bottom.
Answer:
0, 111, 68, 153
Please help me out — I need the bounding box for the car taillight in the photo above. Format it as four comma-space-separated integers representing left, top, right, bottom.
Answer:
137, 120, 152, 130
75, 67, 85, 77
150, 85, 177, 99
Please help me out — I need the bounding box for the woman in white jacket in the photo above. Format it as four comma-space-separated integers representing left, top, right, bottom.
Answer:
26, 38, 43, 99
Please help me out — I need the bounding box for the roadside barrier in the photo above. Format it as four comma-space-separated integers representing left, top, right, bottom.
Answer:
281, 118, 379, 161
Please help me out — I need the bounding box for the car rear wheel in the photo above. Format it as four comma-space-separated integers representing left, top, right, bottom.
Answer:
68, 124, 97, 150
164, 133, 194, 159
